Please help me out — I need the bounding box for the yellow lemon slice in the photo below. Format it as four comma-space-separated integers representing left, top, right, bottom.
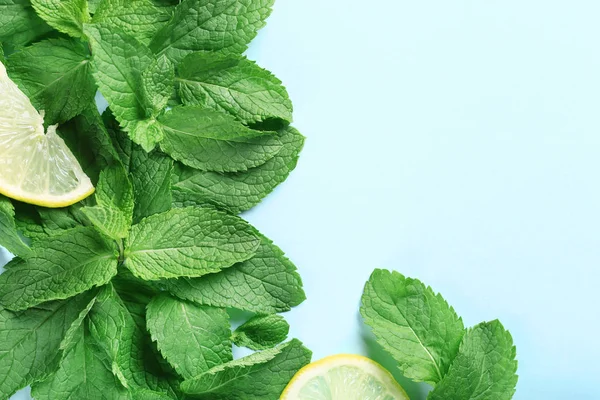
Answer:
281, 354, 410, 400
0, 61, 93, 208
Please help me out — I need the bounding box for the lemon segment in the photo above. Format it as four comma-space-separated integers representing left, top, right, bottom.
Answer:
0, 61, 94, 208
281, 354, 409, 400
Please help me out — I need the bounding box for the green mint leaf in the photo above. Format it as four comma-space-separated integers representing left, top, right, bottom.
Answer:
105, 111, 173, 222
0, 195, 31, 257
133, 390, 174, 400
31, 0, 90, 38
173, 126, 304, 213
428, 320, 519, 400
180, 339, 312, 399
149, 0, 275, 64
31, 316, 130, 400
0, 0, 52, 48
233, 314, 289, 351
159, 106, 282, 173
92, 0, 171, 45
166, 233, 306, 313
88, 0, 102, 13
124, 207, 260, 280
87, 284, 136, 388
361, 269, 465, 385
147, 294, 233, 379
0, 43, 5, 63
142, 54, 174, 117
59, 293, 98, 353
0, 293, 93, 399
177, 52, 292, 126
110, 278, 184, 397
6, 38, 96, 124
85, 23, 160, 151
0, 226, 119, 310
82, 165, 134, 239
59, 106, 122, 185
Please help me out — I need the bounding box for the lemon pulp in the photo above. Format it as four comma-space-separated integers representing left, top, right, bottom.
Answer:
281, 354, 409, 400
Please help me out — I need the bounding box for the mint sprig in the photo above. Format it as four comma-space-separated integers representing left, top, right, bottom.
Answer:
361, 269, 519, 399
0, 1, 310, 399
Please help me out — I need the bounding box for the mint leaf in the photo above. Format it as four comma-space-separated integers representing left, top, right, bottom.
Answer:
85, 23, 159, 151
0, 227, 119, 310
92, 0, 171, 45
149, 0, 275, 64
59, 106, 122, 184
0, 43, 5, 63
82, 165, 134, 239
6, 38, 96, 124
133, 390, 173, 400
0, 0, 52, 48
428, 320, 519, 400
173, 126, 304, 213
233, 314, 289, 351
178, 52, 292, 126
31, 0, 90, 38
105, 112, 173, 222
31, 315, 131, 400
88, 0, 102, 13
125, 207, 260, 280
180, 339, 311, 399
0, 195, 31, 257
159, 106, 282, 173
59, 293, 98, 353
147, 294, 233, 379
0, 293, 93, 399
166, 233, 306, 313
361, 269, 465, 385
87, 284, 135, 388
142, 54, 174, 117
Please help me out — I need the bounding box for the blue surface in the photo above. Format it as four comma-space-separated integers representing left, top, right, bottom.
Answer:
5, 1, 600, 399
243, 1, 600, 399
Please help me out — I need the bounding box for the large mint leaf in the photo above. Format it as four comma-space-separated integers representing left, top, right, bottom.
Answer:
85, 24, 160, 151
125, 207, 260, 280
166, 233, 305, 313
92, 0, 171, 45
147, 294, 232, 379
141, 54, 174, 117
159, 106, 282, 173
0, 0, 52, 48
0, 294, 93, 399
428, 320, 519, 400
173, 126, 304, 213
31, 317, 131, 399
87, 284, 136, 389
0, 195, 31, 257
0, 227, 119, 310
82, 165, 134, 240
178, 52, 292, 126
361, 269, 466, 385
109, 278, 183, 397
31, 0, 90, 38
149, 0, 275, 64
6, 38, 96, 124
233, 314, 289, 351
104, 110, 173, 222
180, 339, 311, 399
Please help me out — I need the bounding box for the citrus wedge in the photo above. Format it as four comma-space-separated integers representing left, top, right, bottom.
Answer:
0, 61, 93, 208
281, 354, 409, 400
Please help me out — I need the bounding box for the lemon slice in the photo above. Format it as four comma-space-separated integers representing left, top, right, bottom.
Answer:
0, 61, 93, 208
281, 354, 409, 400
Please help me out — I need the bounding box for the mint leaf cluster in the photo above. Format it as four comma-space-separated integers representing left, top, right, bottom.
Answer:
0, 1, 311, 399
361, 269, 519, 400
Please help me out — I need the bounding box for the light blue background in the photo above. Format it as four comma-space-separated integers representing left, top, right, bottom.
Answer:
5, 0, 600, 399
